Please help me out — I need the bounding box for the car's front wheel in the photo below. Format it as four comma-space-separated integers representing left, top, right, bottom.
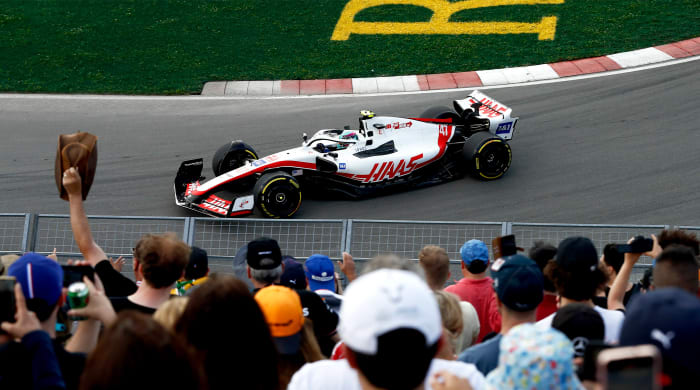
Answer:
462, 132, 512, 180
254, 171, 302, 218
212, 141, 258, 177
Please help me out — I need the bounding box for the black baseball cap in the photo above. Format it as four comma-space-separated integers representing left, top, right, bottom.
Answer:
552, 303, 604, 357
246, 237, 282, 270
556, 237, 599, 273
185, 246, 208, 280
491, 254, 544, 312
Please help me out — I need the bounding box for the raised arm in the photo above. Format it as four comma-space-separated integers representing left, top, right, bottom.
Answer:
608, 238, 643, 311
62, 167, 107, 266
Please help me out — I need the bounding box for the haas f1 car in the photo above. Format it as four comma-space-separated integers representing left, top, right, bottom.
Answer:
174, 90, 518, 218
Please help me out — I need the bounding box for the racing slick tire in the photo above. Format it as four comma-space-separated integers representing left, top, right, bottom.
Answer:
254, 171, 302, 218
419, 106, 461, 123
463, 131, 511, 180
212, 141, 259, 177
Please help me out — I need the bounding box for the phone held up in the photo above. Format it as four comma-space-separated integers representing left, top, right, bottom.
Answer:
615, 236, 654, 254
0, 276, 17, 333
492, 234, 522, 260
61, 265, 95, 288
597, 344, 661, 390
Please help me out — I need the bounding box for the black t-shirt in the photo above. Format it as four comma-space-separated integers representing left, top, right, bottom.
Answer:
95, 259, 137, 297
594, 283, 643, 309
254, 286, 339, 357
109, 297, 157, 315
0, 335, 86, 390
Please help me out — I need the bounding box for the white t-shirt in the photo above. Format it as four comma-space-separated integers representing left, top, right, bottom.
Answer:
288, 358, 486, 390
536, 305, 625, 344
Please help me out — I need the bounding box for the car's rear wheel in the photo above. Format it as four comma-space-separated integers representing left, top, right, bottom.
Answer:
463, 132, 511, 180
254, 172, 302, 218
419, 106, 461, 123
212, 141, 258, 176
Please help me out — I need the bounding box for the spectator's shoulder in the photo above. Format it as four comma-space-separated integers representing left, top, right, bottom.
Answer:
429, 359, 487, 389
288, 359, 357, 390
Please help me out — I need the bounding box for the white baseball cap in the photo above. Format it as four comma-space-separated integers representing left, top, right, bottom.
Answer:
339, 269, 442, 355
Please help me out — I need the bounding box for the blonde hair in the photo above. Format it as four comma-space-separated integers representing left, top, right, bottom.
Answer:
154, 297, 189, 331
433, 291, 463, 352
455, 301, 480, 353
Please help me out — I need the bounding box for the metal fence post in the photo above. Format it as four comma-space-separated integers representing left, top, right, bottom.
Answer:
345, 219, 353, 256
20, 213, 31, 253
28, 214, 41, 252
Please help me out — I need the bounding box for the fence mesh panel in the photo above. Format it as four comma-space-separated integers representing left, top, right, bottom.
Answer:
8, 213, 696, 284
347, 220, 504, 278
0, 214, 29, 254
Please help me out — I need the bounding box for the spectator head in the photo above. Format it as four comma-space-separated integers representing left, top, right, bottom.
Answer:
257, 285, 324, 388
304, 254, 336, 292
454, 301, 480, 353
653, 245, 699, 294
8, 253, 63, 322
133, 233, 190, 289
361, 253, 425, 279
486, 324, 583, 389
528, 241, 557, 293
153, 296, 189, 332
460, 239, 489, 274
246, 237, 283, 285
0, 254, 20, 276
620, 288, 700, 388
418, 245, 450, 290
552, 303, 604, 358
433, 290, 463, 357
491, 254, 544, 313
545, 237, 607, 302
657, 229, 700, 255
601, 243, 624, 276
79, 311, 205, 390
255, 285, 305, 355
175, 274, 279, 390
280, 256, 307, 290
340, 269, 442, 390
184, 246, 208, 280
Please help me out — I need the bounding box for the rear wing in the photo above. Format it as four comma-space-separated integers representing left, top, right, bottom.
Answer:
454, 90, 518, 140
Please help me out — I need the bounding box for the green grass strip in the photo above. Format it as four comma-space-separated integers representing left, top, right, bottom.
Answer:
0, 0, 698, 94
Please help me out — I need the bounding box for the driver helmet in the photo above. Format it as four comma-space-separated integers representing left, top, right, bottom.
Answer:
340, 131, 358, 141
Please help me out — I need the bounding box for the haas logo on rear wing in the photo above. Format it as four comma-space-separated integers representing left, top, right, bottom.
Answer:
455, 90, 518, 140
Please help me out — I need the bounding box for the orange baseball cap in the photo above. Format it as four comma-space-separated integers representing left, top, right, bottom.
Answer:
255, 285, 305, 354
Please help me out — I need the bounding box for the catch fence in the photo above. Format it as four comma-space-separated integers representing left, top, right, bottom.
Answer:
0, 214, 684, 282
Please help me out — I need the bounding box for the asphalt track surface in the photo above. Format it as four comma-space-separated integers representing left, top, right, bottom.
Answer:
1, 60, 699, 226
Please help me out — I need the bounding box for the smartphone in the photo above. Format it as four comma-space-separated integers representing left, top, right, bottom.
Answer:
616, 236, 654, 253
61, 265, 95, 287
597, 345, 661, 390
0, 276, 16, 331
492, 234, 520, 259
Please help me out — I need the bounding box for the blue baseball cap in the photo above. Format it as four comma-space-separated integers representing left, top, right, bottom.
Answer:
460, 240, 489, 265
490, 254, 543, 312
280, 256, 307, 290
620, 288, 700, 379
8, 253, 63, 306
304, 254, 336, 292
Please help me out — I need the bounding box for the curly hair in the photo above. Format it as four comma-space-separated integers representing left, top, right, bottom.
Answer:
658, 229, 700, 255
544, 260, 608, 301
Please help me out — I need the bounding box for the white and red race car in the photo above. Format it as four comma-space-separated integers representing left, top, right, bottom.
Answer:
174, 90, 518, 218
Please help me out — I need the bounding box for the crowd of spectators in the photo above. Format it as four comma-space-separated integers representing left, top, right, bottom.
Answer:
1, 167, 700, 389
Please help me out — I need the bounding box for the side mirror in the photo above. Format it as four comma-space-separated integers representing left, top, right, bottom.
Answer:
302, 133, 308, 143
